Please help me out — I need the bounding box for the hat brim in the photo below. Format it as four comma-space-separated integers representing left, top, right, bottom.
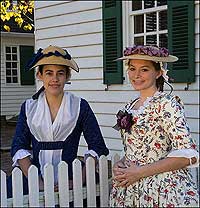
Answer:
31, 56, 79, 72
116, 54, 178, 63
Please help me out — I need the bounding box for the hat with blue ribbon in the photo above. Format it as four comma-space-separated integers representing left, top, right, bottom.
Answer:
25, 45, 79, 72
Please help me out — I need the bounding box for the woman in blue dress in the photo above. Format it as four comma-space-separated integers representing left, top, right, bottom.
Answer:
7, 45, 109, 198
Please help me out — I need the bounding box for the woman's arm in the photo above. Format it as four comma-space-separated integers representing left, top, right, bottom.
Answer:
81, 99, 109, 157
114, 156, 197, 187
18, 156, 32, 177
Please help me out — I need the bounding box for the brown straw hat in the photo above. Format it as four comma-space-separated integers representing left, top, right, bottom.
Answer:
26, 45, 79, 72
116, 45, 178, 63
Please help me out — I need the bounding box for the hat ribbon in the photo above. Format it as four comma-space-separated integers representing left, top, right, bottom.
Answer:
25, 48, 72, 71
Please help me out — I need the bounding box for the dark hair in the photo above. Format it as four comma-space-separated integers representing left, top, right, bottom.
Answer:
38, 65, 71, 81
151, 62, 164, 92
151, 62, 173, 93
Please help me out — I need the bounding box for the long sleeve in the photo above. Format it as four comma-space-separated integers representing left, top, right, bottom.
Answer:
11, 101, 32, 158
81, 99, 109, 157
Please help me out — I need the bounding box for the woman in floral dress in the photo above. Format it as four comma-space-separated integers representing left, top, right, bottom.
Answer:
110, 45, 199, 207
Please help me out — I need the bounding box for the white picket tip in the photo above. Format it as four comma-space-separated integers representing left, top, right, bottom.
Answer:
28, 165, 39, 207
12, 167, 23, 207
73, 159, 83, 207
44, 163, 55, 207
99, 155, 109, 207
1, 170, 7, 207
58, 161, 69, 207
86, 157, 96, 207
111, 153, 120, 177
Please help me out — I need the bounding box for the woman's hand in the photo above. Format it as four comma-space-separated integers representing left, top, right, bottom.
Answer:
114, 162, 141, 187
112, 158, 126, 177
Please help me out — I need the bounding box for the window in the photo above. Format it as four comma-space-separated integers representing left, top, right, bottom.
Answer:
130, 0, 167, 47
4, 45, 35, 85
5, 46, 19, 84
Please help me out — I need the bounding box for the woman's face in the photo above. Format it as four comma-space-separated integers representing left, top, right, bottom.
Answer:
127, 59, 162, 92
37, 65, 67, 97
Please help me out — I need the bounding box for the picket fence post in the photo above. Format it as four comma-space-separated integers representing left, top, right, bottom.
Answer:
12, 167, 23, 207
1, 170, 7, 207
28, 165, 39, 207
58, 161, 69, 207
99, 155, 109, 207
73, 159, 83, 207
86, 157, 96, 207
43, 163, 55, 207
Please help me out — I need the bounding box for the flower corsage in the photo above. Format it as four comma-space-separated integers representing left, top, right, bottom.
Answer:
113, 110, 135, 133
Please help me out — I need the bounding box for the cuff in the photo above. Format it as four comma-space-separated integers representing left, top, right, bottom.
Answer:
167, 148, 199, 168
12, 149, 32, 167
84, 149, 99, 161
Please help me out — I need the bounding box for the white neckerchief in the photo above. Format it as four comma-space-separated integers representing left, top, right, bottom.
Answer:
25, 91, 80, 183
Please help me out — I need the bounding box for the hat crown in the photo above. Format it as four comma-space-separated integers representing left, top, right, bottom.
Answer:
42, 45, 66, 56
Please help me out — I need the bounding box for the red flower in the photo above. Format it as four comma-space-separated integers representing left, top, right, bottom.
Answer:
175, 135, 182, 140
191, 144, 196, 149
154, 142, 161, 149
187, 191, 195, 196
164, 189, 168, 193
127, 138, 133, 144
144, 195, 152, 201
133, 117, 138, 123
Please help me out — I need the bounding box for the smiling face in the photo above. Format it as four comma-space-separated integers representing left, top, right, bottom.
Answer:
127, 59, 162, 94
37, 64, 69, 97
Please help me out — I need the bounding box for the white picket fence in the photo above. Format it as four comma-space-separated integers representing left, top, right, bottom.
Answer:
1, 154, 120, 207
1, 154, 198, 207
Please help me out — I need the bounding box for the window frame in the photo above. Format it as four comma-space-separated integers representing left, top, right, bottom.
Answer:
4, 45, 21, 86
128, 1, 167, 47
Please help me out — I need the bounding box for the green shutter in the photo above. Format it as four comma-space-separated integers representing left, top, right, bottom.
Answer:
167, 1, 195, 83
102, 1, 123, 84
20, 45, 35, 85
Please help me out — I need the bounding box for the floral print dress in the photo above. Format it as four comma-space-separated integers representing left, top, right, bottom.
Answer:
110, 92, 199, 207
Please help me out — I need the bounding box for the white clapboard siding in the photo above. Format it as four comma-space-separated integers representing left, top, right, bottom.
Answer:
1, 35, 36, 117
35, 1, 101, 19
35, 20, 102, 40
71, 68, 103, 79
36, 33, 102, 50
35, 8, 102, 29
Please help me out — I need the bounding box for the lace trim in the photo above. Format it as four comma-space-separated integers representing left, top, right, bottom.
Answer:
125, 91, 163, 116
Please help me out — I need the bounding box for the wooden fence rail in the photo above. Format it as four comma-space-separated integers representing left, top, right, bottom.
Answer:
1, 155, 115, 207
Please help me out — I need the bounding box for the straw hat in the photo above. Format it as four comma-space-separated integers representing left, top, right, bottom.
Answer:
26, 45, 79, 72
117, 45, 178, 63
